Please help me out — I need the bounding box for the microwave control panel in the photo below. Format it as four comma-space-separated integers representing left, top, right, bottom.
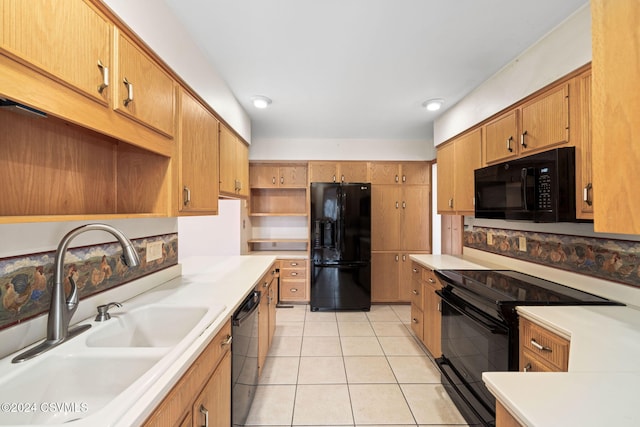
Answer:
537, 167, 552, 210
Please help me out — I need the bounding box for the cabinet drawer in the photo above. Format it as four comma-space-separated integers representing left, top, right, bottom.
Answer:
280, 279, 307, 300
520, 348, 557, 373
411, 304, 424, 341
280, 267, 306, 279
422, 268, 439, 288
410, 280, 423, 310
519, 318, 569, 371
280, 259, 306, 269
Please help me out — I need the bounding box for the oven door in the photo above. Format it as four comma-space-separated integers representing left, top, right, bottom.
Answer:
436, 289, 510, 427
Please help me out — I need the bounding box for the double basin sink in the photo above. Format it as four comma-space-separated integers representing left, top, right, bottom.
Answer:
0, 292, 225, 425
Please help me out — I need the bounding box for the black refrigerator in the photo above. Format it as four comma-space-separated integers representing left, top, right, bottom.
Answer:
310, 182, 371, 311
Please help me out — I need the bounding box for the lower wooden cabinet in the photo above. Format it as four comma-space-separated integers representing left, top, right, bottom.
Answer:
519, 317, 570, 372
496, 400, 524, 427
143, 320, 232, 426
279, 259, 308, 302
371, 252, 418, 303
409, 262, 442, 358
258, 263, 278, 375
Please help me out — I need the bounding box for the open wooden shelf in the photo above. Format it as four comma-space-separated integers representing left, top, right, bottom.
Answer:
250, 188, 307, 215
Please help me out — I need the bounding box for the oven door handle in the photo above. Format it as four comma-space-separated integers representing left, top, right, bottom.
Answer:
436, 289, 507, 335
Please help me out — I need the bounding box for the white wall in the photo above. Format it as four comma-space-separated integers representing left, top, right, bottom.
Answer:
434, 5, 592, 145
102, 0, 251, 142
249, 138, 435, 161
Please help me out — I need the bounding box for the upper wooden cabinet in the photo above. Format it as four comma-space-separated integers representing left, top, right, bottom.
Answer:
370, 162, 430, 185
308, 161, 369, 183
0, 0, 112, 106
176, 88, 219, 215
484, 110, 519, 164
519, 83, 569, 155
574, 70, 593, 220
219, 124, 249, 198
437, 128, 482, 214
250, 164, 307, 188
592, 0, 640, 234
114, 30, 175, 138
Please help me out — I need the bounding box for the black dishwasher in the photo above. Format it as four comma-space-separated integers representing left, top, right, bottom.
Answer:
232, 290, 260, 427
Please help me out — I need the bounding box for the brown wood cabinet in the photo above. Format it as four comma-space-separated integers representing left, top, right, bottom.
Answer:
484, 110, 519, 164
219, 123, 249, 198
409, 262, 441, 358
308, 161, 369, 183
519, 83, 569, 156
574, 69, 593, 220
176, 88, 219, 215
591, 0, 640, 234
0, 0, 112, 106
370, 162, 430, 185
371, 253, 413, 303
519, 317, 569, 372
437, 128, 482, 214
257, 263, 278, 375
114, 30, 175, 138
496, 400, 524, 427
279, 259, 308, 302
409, 264, 424, 341
143, 320, 232, 426
250, 163, 307, 188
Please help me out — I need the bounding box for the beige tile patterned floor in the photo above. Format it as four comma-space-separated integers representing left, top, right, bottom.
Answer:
245, 304, 469, 427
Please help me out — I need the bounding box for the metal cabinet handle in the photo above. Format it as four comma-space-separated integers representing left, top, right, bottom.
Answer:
272, 176, 276, 184
428, 278, 435, 284
332, 175, 336, 182
123, 77, 133, 106
412, 268, 418, 273
402, 175, 407, 183
290, 262, 298, 266
530, 339, 551, 352
583, 183, 593, 206
290, 288, 298, 292
395, 201, 399, 209
221, 334, 233, 347
395, 174, 399, 183
291, 272, 298, 276
395, 254, 399, 262
412, 318, 419, 324
412, 289, 419, 295
524, 363, 532, 372
263, 281, 269, 288
341, 174, 345, 182
402, 254, 406, 261
280, 176, 284, 184
506, 136, 513, 152
97, 60, 109, 93
183, 186, 191, 206
199, 404, 209, 427
402, 201, 406, 209
448, 198, 454, 208
520, 130, 528, 148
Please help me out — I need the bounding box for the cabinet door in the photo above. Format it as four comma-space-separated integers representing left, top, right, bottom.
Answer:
236, 141, 249, 197
484, 110, 519, 164
340, 161, 369, 182
219, 124, 236, 194
436, 142, 455, 213
279, 165, 307, 187
398, 253, 413, 303
115, 31, 175, 138
370, 162, 401, 184
423, 279, 442, 357
250, 165, 279, 188
268, 277, 277, 347
453, 128, 482, 213
0, 0, 111, 105
575, 71, 593, 219
400, 163, 431, 185
178, 89, 219, 214
520, 84, 569, 154
371, 253, 400, 302
400, 186, 431, 252
592, 0, 640, 234
371, 186, 401, 250
192, 352, 231, 427
308, 162, 338, 183
258, 282, 269, 376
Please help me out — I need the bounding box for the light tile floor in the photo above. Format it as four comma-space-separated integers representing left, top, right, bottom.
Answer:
246, 304, 469, 427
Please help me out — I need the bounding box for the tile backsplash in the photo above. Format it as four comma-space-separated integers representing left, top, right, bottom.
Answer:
0, 233, 178, 331
464, 227, 640, 289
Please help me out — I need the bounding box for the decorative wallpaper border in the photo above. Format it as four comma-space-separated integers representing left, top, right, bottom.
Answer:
464, 227, 640, 289
0, 233, 178, 331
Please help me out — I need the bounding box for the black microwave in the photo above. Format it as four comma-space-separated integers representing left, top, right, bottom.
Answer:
474, 147, 576, 222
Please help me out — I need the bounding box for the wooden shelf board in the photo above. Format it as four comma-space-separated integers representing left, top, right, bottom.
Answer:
249, 212, 307, 217
248, 238, 309, 243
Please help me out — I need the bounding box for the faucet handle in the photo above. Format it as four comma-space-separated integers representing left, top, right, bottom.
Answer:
95, 302, 122, 322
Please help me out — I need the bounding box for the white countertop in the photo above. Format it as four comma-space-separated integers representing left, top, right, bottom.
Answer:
0, 255, 276, 427
483, 304, 640, 426
409, 253, 504, 270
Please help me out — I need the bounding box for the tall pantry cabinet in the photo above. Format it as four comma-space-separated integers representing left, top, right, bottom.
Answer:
370, 162, 432, 303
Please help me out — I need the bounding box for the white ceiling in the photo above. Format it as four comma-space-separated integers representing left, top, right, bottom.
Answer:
163, 0, 588, 141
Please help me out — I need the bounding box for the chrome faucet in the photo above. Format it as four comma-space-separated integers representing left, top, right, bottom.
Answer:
12, 224, 140, 363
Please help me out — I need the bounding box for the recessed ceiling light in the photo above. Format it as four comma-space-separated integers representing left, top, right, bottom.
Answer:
422, 98, 444, 111
251, 95, 272, 109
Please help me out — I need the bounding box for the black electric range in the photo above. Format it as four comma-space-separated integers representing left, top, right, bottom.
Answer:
433, 269, 623, 427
